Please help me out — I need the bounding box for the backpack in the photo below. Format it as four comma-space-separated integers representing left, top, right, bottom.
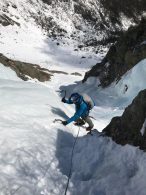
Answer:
81, 93, 95, 110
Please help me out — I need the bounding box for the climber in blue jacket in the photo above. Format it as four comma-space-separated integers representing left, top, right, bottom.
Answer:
61, 93, 94, 132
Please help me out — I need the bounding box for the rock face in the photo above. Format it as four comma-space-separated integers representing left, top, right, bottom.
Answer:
103, 89, 146, 150
99, 0, 146, 23
0, 54, 52, 82
83, 18, 146, 86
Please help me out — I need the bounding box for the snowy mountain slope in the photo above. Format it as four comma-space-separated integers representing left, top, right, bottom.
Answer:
0, 31, 146, 195
1, 0, 145, 53
0, 20, 100, 75
1, 63, 146, 195
0, 1, 146, 194
0, 66, 66, 195
0, 5, 101, 76
0, 0, 145, 79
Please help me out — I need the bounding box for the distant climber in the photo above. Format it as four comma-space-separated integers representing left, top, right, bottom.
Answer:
124, 84, 128, 93
61, 93, 95, 133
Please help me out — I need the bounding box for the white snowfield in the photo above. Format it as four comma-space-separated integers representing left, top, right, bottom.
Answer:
0, 63, 146, 195
0, 1, 146, 194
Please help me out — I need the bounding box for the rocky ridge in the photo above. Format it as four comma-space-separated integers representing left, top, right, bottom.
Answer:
0, 53, 52, 82
103, 89, 146, 150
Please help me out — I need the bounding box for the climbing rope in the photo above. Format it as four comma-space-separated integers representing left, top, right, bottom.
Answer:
64, 126, 80, 195
53, 119, 81, 194
12, 119, 80, 195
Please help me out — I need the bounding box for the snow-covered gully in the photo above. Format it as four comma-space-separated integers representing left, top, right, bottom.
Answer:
1, 62, 146, 195
0, 1, 146, 194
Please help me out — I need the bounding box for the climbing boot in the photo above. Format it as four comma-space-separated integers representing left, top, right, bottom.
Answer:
86, 126, 92, 131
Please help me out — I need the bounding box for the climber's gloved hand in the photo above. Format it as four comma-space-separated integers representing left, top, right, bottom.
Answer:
61, 97, 66, 103
62, 121, 67, 126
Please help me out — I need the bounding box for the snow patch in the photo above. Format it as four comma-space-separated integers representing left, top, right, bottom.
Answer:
0, 63, 21, 81
140, 119, 146, 136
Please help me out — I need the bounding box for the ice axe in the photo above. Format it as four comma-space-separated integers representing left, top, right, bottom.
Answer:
53, 119, 63, 123
53, 118, 68, 126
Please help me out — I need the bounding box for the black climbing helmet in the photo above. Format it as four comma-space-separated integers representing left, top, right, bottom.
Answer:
70, 93, 81, 103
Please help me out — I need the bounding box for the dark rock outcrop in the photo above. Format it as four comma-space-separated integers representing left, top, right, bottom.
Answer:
0, 54, 52, 82
103, 89, 146, 150
83, 18, 146, 87
0, 14, 20, 26
71, 72, 82, 76
99, 0, 146, 23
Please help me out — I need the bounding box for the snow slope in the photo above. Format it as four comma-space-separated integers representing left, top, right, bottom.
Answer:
0, 0, 139, 54
0, 1, 146, 194
1, 60, 146, 195
0, 20, 100, 73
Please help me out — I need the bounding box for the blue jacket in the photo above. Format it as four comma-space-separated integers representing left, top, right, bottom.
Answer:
63, 96, 89, 125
